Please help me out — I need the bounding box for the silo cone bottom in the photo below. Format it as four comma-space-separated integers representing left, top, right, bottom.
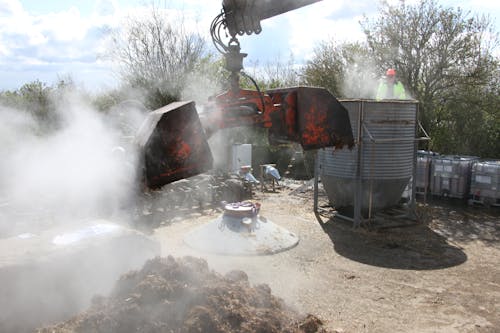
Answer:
183, 202, 299, 255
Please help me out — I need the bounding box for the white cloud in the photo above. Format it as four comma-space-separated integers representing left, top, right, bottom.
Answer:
0, 0, 376, 89
0, 0, 119, 89
285, 2, 370, 61
0, 1, 46, 48
37, 7, 88, 42
0, 0, 22, 16
93, 0, 118, 17
0, 0, 219, 90
443, 0, 500, 12
0, 0, 498, 91
235, 1, 374, 64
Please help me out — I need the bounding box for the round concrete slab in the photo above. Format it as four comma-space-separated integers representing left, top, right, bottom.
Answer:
184, 214, 299, 255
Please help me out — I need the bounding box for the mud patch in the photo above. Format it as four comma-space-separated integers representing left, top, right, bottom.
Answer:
38, 256, 329, 333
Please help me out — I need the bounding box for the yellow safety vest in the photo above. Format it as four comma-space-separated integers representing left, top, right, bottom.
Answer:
376, 81, 406, 100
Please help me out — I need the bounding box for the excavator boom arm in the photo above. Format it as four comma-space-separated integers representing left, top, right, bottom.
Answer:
223, 0, 322, 36
136, 0, 354, 189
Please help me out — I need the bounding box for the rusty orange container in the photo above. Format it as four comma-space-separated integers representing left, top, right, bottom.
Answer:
266, 87, 354, 150
136, 101, 213, 188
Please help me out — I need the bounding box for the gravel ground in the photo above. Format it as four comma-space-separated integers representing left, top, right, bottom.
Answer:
4, 177, 498, 333
153, 181, 500, 333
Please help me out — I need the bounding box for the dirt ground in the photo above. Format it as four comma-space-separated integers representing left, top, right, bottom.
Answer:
150, 182, 500, 333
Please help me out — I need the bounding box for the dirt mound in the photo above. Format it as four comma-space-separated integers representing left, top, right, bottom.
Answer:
38, 256, 329, 333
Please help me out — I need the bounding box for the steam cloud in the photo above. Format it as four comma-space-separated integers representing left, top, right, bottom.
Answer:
340, 57, 379, 99
0, 92, 146, 236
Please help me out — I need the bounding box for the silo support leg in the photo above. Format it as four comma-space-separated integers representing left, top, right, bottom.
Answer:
313, 151, 327, 229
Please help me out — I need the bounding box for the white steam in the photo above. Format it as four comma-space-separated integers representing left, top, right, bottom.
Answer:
341, 57, 380, 99
0, 92, 145, 235
182, 71, 222, 106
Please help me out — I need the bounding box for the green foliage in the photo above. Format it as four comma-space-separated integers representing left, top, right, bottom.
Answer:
193, 54, 227, 88
430, 66, 500, 158
302, 41, 378, 98
19, 80, 52, 116
0, 80, 60, 133
91, 92, 120, 113
302, 41, 345, 96
0, 77, 97, 135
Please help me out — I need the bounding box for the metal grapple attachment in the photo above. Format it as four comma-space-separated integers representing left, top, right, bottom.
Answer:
137, 87, 353, 189
265, 87, 354, 150
136, 101, 213, 188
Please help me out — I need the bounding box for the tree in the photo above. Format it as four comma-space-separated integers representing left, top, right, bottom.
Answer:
302, 41, 378, 98
109, 4, 210, 109
302, 41, 345, 97
432, 64, 500, 157
0, 80, 59, 133
362, 0, 499, 155
255, 54, 303, 90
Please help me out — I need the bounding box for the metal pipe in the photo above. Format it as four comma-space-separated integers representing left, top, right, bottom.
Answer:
362, 124, 429, 143
354, 101, 364, 227
364, 137, 429, 143
368, 122, 374, 222
313, 150, 320, 214
410, 103, 419, 213
334, 212, 355, 223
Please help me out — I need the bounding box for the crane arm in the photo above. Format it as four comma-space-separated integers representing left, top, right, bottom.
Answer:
136, 0, 355, 189
222, 0, 323, 37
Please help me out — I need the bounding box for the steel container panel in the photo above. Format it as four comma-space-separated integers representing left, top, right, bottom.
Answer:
319, 100, 417, 211
430, 155, 478, 199
416, 156, 431, 190
136, 101, 214, 188
416, 151, 438, 194
469, 160, 500, 205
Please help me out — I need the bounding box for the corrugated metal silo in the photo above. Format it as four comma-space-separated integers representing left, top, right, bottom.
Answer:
318, 99, 418, 220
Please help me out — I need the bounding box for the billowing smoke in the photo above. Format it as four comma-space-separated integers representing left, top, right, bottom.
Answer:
340, 55, 414, 100
0, 90, 164, 333
0, 91, 145, 236
340, 56, 380, 99
182, 70, 222, 106
181, 68, 235, 171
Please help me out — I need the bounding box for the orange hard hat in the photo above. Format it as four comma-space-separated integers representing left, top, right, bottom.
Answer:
386, 68, 396, 76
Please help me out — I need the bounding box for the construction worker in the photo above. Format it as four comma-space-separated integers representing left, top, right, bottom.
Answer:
376, 68, 406, 100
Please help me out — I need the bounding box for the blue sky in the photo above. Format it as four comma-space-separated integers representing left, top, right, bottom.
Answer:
0, 0, 499, 92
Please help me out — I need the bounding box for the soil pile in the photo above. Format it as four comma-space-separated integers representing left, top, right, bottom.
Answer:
38, 256, 329, 333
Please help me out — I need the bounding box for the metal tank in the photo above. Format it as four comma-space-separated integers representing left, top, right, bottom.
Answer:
430, 155, 478, 199
416, 150, 439, 195
318, 99, 418, 217
469, 160, 500, 206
